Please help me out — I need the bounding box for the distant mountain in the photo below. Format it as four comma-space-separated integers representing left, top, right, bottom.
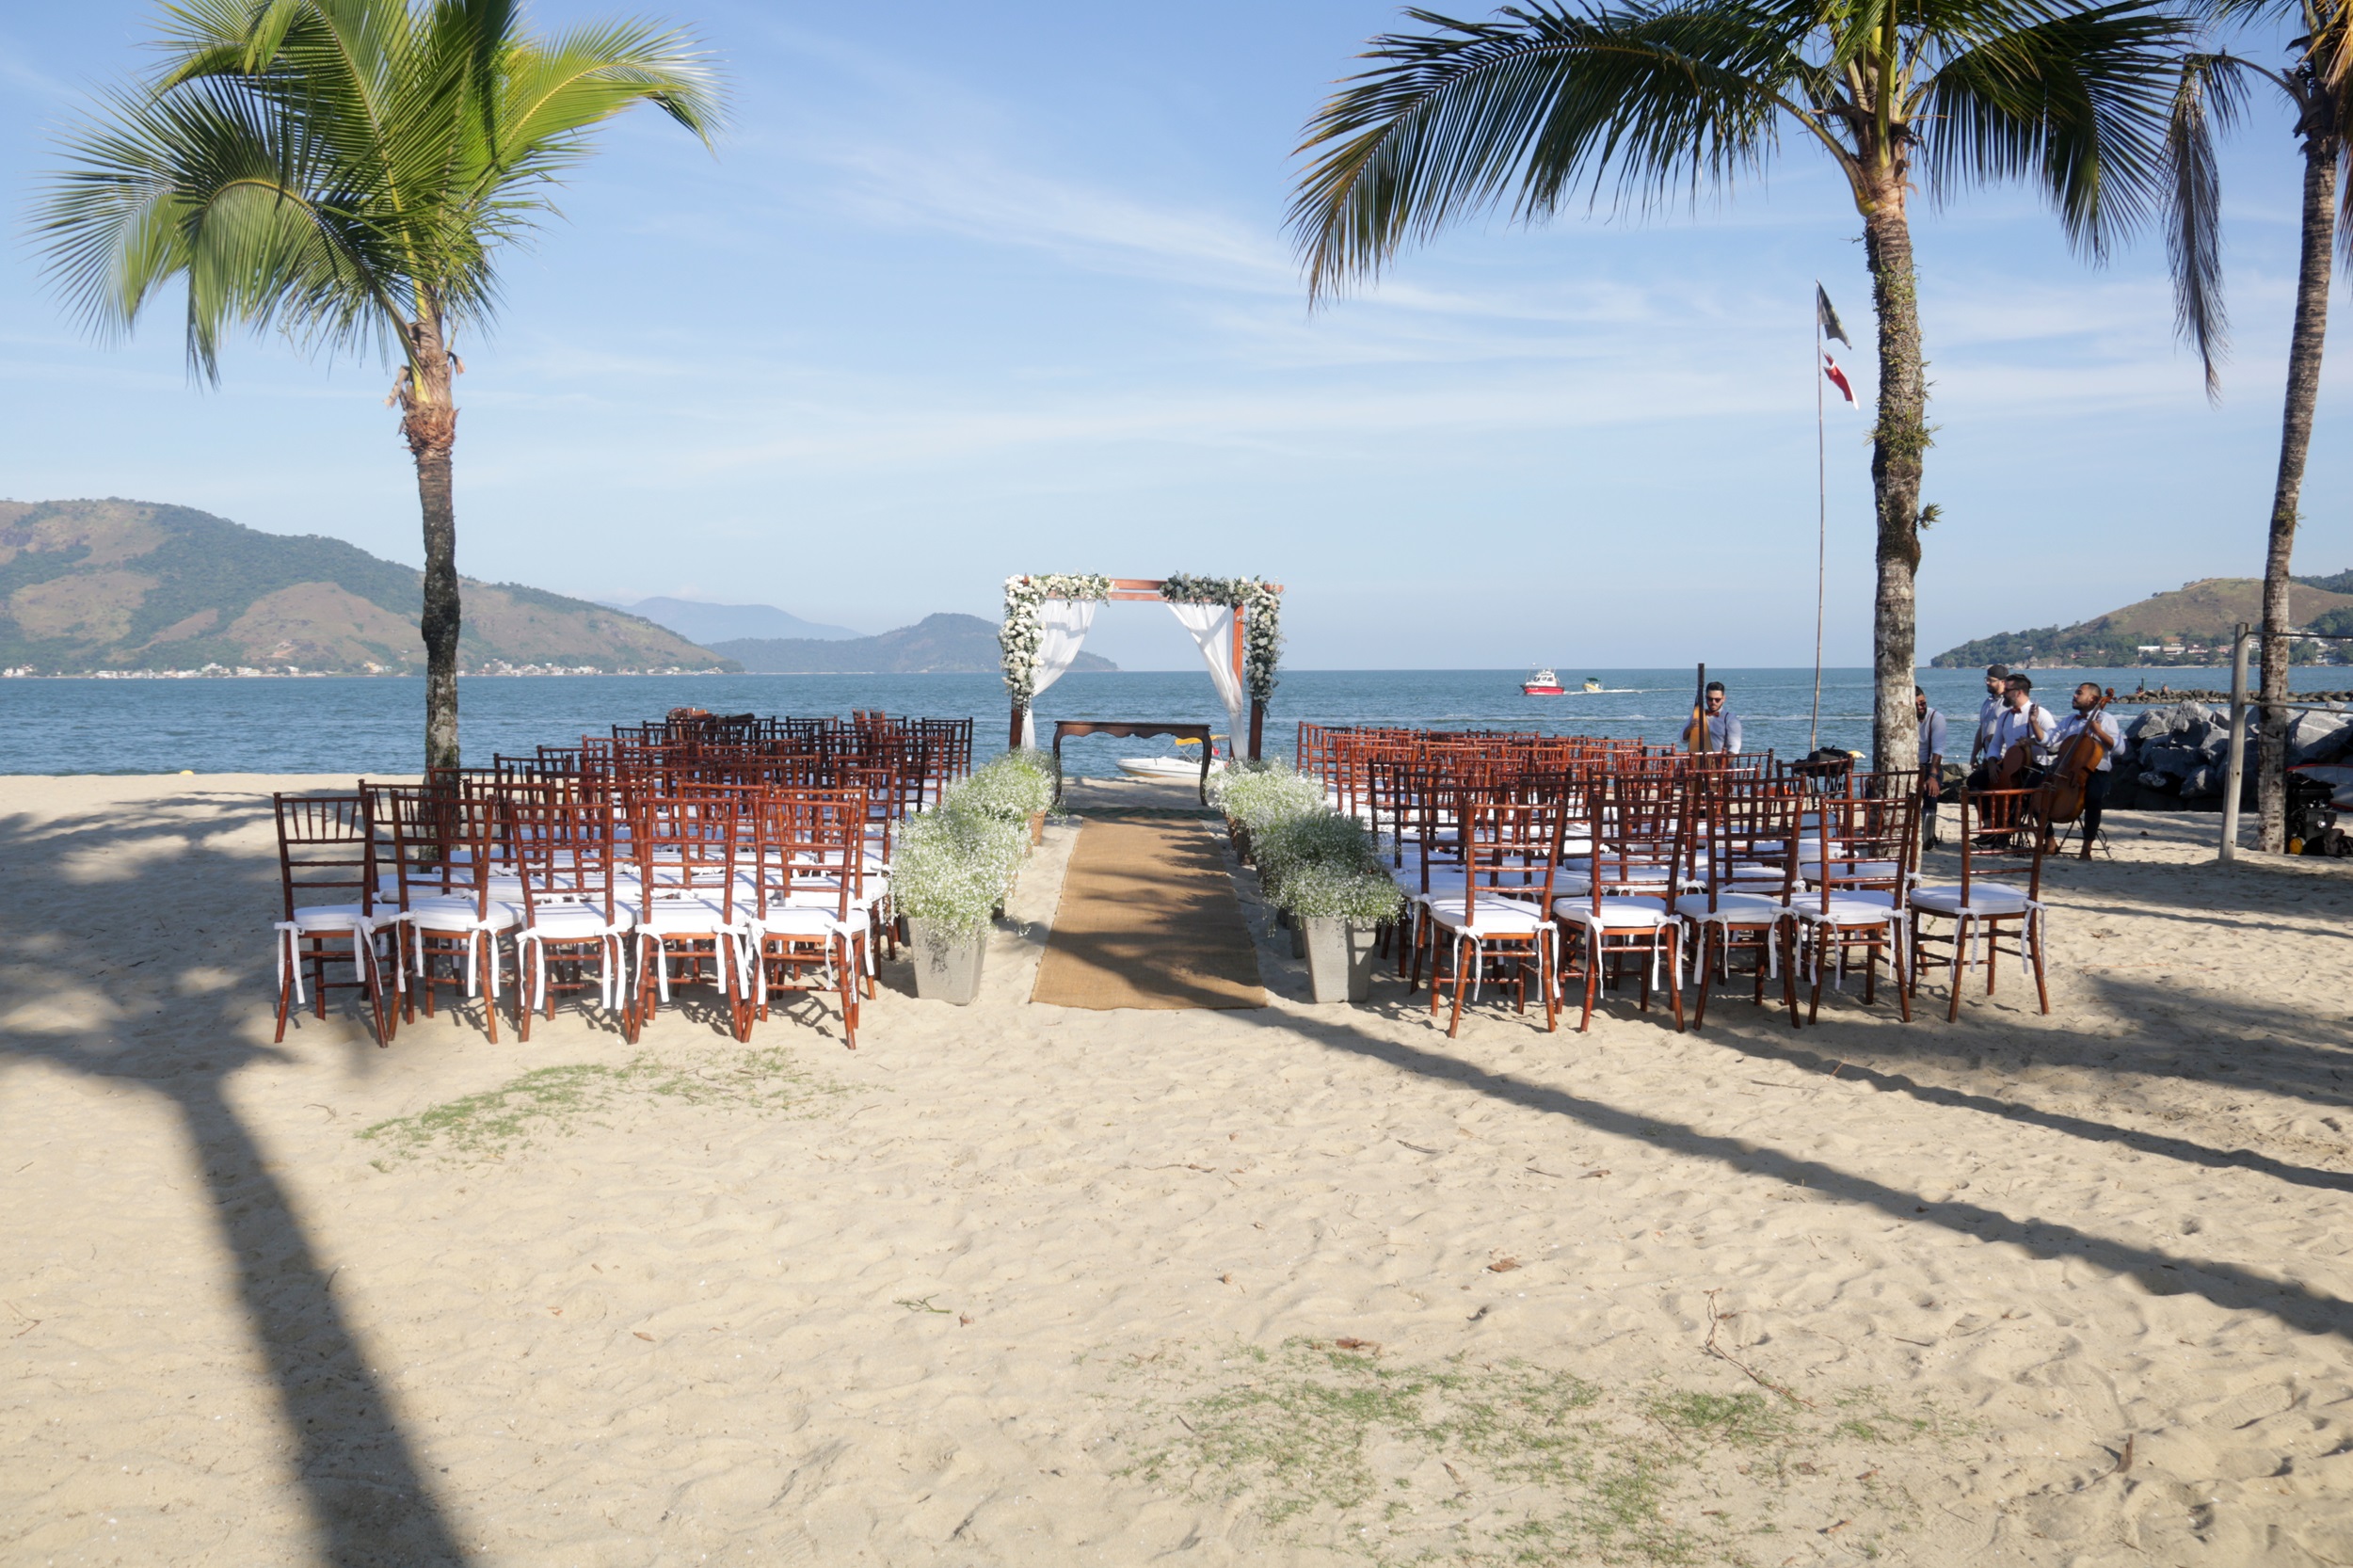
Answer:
0, 498, 732, 674
1931, 573, 2353, 668
712, 612, 1119, 675
612, 595, 863, 645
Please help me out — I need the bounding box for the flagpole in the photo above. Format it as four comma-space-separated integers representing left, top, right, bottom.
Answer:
1810, 286, 1828, 752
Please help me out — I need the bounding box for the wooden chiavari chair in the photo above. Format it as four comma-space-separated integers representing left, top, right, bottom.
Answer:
270, 792, 395, 1044
745, 787, 871, 1047
1417, 793, 1564, 1036
1792, 773, 1920, 1024
378, 785, 519, 1038
1908, 788, 2050, 1019
504, 791, 635, 1041
630, 792, 750, 1040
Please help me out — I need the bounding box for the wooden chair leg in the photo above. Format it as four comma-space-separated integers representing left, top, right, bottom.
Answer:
1892, 927, 1911, 1021
1446, 936, 1468, 1038
1691, 927, 1713, 1032
481, 939, 500, 1043
1667, 929, 1684, 1032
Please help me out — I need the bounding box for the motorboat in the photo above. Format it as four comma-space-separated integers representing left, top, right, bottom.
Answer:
1116, 756, 1228, 781
1581, 677, 1603, 693
1522, 668, 1565, 696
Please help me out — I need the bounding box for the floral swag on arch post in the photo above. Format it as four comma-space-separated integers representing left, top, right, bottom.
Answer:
998, 573, 1284, 758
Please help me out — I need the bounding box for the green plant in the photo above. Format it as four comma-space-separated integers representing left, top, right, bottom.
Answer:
1272, 860, 1405, 925
892, 806, 1023, 942
34, 0, 723, 768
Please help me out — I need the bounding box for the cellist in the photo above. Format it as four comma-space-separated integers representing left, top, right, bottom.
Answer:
2049, 681, 2122, 858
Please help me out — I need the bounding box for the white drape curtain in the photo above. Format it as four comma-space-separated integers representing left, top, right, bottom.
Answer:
1019, 598, 1098, 748
1168, 602, 1246, 743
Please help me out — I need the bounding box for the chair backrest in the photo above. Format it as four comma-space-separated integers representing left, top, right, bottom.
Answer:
375, 784, 503, 917
1702, 779, 1805, 908
750, 787, 866, 925
1584, 773, 1689, 910
274, 792, 376, 920
1807, 774, 1920, 912
1454, 792, 1565, 923
632, 793, 739, 922
1950, 788, 2047, 905
504, 792, 624, 927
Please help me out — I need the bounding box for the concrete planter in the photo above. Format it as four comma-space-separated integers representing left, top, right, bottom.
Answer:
1303, 917, 1380, 1003
906, 918, 987, 1005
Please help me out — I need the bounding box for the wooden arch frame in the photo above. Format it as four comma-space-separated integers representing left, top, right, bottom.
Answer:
1005, 576, 1281, 760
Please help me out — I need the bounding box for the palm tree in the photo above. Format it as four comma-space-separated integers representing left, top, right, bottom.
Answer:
1291, 0, 2184, 773
2164, 1, 2351, 850
34, 0, 723, 769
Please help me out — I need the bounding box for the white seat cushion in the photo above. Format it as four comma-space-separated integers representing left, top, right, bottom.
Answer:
400, 895, 519, 931
1557, 896, 1673, 928
1799, 896, 1903, 925
518, 904, 633, 938
1423, 897, 1549, 937
1673, 892, 1785, 920
281, 903, 387, 934
1911, 885, 2033, 916
637, 899, 744, 936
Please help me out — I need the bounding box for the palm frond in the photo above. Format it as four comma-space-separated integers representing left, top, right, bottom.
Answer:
2163, 51, 2247, 395
1918, 0, 2187, 257
1289, 0, 1816, 296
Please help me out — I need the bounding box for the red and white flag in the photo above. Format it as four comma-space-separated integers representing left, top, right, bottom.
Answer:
1822, 352, 1855, 405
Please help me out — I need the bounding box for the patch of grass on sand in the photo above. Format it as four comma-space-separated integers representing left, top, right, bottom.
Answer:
1113, 1339, 1951, 1566
358, 1045, 837, 1164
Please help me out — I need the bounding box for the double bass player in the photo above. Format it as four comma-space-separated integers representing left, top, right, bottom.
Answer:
2048, 682, 2122, 858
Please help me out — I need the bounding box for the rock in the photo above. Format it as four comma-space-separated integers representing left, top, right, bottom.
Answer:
2127, 709, 2173, 744
2290, 710, 2351, 765
2199, 728, 2233, 760
2137, 770, 2176, 792
2181, 716, 2215, 748
2139, 741, 2203, 780
2184, 763, 2225, 798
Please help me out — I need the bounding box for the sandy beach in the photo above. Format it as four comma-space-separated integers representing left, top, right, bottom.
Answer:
5, 772, 2353, 1567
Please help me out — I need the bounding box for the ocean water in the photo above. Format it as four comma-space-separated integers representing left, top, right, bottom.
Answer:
0, 665, 2222, 777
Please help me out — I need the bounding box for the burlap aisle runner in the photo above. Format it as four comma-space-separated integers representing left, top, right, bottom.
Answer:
1032, 812, 1265, 1010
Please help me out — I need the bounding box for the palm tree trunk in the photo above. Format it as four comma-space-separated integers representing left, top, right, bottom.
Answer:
2256, 127, 2337, 851
1864, 197, 1927, 779
400, 315, 461, 772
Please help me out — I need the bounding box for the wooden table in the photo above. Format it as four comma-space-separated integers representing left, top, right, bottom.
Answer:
1049, 720, 1217, 805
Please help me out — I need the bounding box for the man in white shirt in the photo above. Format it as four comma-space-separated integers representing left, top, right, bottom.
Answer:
1967, 663, 2009, 767
1915, 686, 1949, 846
1973, 675, 2057, 786
2049, 681, 2123, 858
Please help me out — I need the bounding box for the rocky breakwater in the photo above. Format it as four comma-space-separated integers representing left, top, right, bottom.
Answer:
2106, 700, 2353, 809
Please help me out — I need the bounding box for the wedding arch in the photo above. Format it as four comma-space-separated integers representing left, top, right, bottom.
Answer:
1000, 574, 1284, 760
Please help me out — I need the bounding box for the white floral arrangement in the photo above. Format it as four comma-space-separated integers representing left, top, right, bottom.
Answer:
1158, 574, 1284, 705
999, 574, 1112, 706
947, 748, 1059, 823
892, 806, 1024, 943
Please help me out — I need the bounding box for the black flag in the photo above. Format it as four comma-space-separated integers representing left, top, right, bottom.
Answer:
1816, 283, 1850, 346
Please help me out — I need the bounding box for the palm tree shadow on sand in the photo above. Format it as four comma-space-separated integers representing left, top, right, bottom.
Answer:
0, 792, 469, 1566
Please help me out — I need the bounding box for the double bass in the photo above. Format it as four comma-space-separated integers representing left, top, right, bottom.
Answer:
2029, 691, 2113, 845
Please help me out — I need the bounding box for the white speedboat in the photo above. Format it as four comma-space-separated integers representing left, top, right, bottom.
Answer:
1116, 756, 1228, 781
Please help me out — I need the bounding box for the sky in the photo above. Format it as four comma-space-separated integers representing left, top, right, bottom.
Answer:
2, 1, 2347, 673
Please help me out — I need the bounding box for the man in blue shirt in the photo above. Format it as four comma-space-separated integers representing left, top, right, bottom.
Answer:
1685, 680, 1742, 753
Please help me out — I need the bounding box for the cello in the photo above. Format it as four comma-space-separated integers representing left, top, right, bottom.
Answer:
2029, 690, 2113, 850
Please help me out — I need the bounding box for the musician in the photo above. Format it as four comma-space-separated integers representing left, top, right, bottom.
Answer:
1968, 664, 2010, 766
1915, 686, 1948, 846
1969, 675, 2056, 788
2050, 681, 2122, 858
1682, 680, 1742, 753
